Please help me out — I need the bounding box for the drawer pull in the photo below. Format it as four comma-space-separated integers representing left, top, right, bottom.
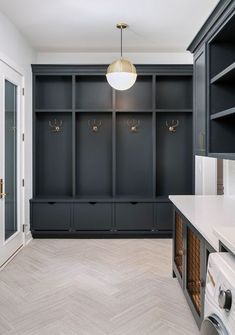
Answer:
89, 202, 97, 205
48, 202, 56, 205
130, 202, 138, 205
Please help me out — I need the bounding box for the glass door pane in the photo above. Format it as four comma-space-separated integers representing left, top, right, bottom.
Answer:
5, 80, 17, 240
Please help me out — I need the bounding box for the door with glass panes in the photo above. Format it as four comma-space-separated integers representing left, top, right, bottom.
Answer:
0, 60, 24, 267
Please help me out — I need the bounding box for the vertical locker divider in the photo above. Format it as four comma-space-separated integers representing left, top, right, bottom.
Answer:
112, 87, 116, 231
71, 74, 76, 231
152, 75, 157, 231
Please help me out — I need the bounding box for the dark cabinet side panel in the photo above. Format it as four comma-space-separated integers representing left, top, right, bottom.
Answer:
155, 203, 173, 231
194, 46, 207, 156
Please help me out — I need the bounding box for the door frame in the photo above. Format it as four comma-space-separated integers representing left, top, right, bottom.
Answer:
0, 57, 25, 267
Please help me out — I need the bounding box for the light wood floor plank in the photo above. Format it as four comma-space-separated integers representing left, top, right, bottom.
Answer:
0, 239, 199, 334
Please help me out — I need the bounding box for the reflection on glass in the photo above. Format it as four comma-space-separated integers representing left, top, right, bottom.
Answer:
5, 80, 17, 240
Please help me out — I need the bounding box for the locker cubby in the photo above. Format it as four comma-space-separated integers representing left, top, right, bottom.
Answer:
156, 76, 192, 110
156, 112, 193, 196
210, 82, 235, 115
35, 112, 73, 196
115, 76, 153, 110
76, 112, 112, 196
210, 115, 235, 154
75, 76, 112, 110
116, 112, 153, 196
209, 12, 235, 79
35, 75, 72, 110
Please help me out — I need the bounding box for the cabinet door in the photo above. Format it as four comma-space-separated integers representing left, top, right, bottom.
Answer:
194, 45, 207, 156
155, 203, 173, 231
31, 203, 71, 231
74, 203, 112, 231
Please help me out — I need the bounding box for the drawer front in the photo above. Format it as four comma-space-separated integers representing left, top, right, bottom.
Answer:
31, 203, 71, 231
155, 203, 173, 231
74, 203, 112, 231
115, 203, 154, 231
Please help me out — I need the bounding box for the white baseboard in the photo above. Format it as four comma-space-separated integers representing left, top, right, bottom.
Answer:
25, 231, 33, 245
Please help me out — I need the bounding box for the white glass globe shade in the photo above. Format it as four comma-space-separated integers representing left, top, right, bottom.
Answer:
106, 72, 137, 91
106, 58, 137, 91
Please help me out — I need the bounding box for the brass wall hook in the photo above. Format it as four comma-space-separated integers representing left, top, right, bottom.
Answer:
88, 119, 102, 133
166, 120, 179, 133
127, 119, 140, 133
49, 119, 63, 133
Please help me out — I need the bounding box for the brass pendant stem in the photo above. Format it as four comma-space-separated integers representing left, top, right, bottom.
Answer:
116, 23, 128, 58
121, 26, 123, 58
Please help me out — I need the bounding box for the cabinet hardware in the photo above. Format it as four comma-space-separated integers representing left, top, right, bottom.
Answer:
0, 179, 7, 199
200, 279, 205, 288
22, 224, 27, 233
166, 120, 179, 133
88, 119, 102, 133
127, 119, 140, 133
49, 119, 63, 133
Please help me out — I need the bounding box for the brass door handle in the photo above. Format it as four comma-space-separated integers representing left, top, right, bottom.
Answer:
0, 179, 7, 199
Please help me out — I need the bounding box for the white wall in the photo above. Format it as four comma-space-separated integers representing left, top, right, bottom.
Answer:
36, 51, 193, 64
0, 10, 36, 242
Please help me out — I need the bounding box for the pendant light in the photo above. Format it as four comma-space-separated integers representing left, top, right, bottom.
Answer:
106, 23, 137, 91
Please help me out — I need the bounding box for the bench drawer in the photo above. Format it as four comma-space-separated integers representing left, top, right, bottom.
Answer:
115, 203, 154, 231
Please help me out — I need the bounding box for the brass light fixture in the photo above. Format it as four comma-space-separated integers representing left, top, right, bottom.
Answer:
106, 23, 137, 91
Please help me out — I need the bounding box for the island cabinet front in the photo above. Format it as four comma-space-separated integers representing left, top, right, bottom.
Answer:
172, 207, 216, 329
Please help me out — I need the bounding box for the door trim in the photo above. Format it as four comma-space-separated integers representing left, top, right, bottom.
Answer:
0, 60, 25, 266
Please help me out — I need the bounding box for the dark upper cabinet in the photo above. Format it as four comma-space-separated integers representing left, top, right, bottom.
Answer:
188, 0, 235, 160
194, 46, 207, 156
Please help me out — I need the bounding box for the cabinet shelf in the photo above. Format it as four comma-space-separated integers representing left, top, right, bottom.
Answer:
115, 109, 153, 113
75, 109, 113, 112
210, 107, 235, 120
155, 109, 192, 113
35, 109, 73, 113
210, 62, 235, 84
30, 196, 169, 203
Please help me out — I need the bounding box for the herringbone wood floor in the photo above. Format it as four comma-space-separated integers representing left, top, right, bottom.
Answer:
0, 239, 200, 335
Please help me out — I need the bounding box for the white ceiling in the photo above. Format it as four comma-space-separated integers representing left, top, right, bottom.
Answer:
0, 0, 219, 53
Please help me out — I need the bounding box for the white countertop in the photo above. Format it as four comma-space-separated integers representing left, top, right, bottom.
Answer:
169, 195, 235, 252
